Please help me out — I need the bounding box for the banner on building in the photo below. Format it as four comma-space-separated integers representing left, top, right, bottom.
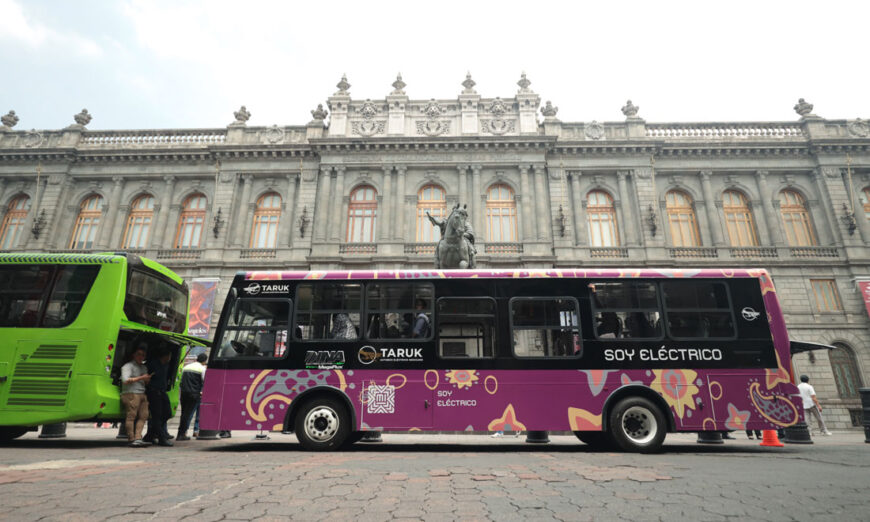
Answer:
188, 278, 220, 340
857, 280, 870, 320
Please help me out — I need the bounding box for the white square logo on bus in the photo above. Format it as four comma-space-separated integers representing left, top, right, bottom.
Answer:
367, 384, 396, 414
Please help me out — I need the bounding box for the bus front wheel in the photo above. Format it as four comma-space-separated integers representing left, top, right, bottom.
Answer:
608, 397, 666, 453
294, 397, 350, 451
0, 426, 29, 442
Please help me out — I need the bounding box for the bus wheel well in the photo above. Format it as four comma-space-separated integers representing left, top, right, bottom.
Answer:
602, 386, 675, 433
283, 387, 356, 434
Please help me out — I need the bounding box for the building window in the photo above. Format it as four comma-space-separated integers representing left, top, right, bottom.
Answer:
416, 184, 446, 242
122, 195, 155, 249
587, 190, 619, 247
723, 190, 759, 246
175, 194, 207, 249
779, 190, 817, 246
810, 279, 842, 312
486, 184, 517, 242
0, 195, 31, 250
250, 192, 281, 248
829, 343, 863, 399
347, 185, 377, 243
69, 194, 103, 250
665, 190, 700, 247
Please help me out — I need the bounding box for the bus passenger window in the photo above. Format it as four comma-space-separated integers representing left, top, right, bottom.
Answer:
590, 282, 662, 340
294, 284, 361, 341
510, 298, 581, 358
436, 298, 495, 358
217, 298, 291, 358
0, 265, 54, 327
662, 281, 735, 339
366, 283, 433, 340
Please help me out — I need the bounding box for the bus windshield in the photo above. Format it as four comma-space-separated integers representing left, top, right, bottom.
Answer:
124, 269, 188, 333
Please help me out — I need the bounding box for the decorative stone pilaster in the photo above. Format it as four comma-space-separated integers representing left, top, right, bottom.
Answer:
459, 73, 480, 135
281, 173, 298, 247
456, 165, 468, 207
812, 168, 843, 245
699, 171, 725, 246
394, 165, 407, 241
519, 165, 535, 241
232, 175, 254, 247
616, 171, 637, 246
387, 74, 408, 136
755, 171, 783, 246
516, 73, 540, 135
314, 167, 332, 241
471, 165, 483, 237
533, 164, 550, 240
97, 176, 125, 249
328, 167, 346, 242
327, 75, 351, 137
379, 166, 393, 241
570, 172, 587, 246
150, 176, 175, 249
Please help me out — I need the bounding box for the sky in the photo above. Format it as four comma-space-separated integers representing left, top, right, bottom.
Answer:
1, 0, 868, 131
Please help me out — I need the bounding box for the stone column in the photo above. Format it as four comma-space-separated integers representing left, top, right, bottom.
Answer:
380, 166, 393, 242
112, 204, 130, 247
570, 172, 587, 245
329, 167, 346, 241
0, 179, 7, 208
46, 176, 73, 249
811, 169, 842, 245
755, 170, 783, 246
471, 165, 483, 240
162, 203, 182, 247
533, 164, 550, 240
395, 165, 407, 241
457, 165, 468, 206
282, 173, 298, 247
405, 195, 416, 243
151, 175, 175, 249
616, 171, 636, 246
232, 174, 253, 247
97, 176, 125, 249
700, 170, 724, 246
844, 170, 870, 244
313, 167, 332, 241
519, 165, 535, 241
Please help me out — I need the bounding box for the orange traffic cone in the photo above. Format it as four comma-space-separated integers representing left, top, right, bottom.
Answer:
760, 429, 784, 447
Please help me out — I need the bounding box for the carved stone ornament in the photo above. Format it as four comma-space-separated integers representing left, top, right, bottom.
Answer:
821, 167, 841, 178
541, 101, 558, 118
358, 100, 380, 120
422, 99, 446, 119
461, 72, 476, 94
391, 73, 406, 95
335, 74, 351, 95
232, 105, 251, 125
517, 72, 532, 93
261, 125, 285, 144
22, 130, 44, 148
1, 110, 18, 129
584, 121, 605, 140
480, 118, 516, 135
416, 120, 451, 136
351, 120, 386, 137
488, 98, 509, 117
302, 169, 317, 182
74, 108, 92, 126
621, 100, 639, 118
310, 104, 328, 121
793, 98, 815, 117
847, 118, 869, 137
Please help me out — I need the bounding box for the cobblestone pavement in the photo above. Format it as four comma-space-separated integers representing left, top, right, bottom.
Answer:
0, 427, 867, 521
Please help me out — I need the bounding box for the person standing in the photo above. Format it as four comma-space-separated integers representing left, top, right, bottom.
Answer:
176, 353, 207, 441
143, 347, 174, 446
798, 375, 832, 436
120, 345, 151, 447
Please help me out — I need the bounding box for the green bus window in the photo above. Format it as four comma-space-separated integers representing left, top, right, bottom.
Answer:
43, 266, 100, 327
0, 266, 53, 327
124, 270, 188, 333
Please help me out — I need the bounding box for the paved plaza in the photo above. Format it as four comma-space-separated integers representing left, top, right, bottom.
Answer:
0, 426, 867, 521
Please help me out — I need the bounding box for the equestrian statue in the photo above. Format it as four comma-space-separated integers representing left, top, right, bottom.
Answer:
426, 203, 476, 269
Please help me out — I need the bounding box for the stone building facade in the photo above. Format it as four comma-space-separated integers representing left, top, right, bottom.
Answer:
1, 74, 868, 429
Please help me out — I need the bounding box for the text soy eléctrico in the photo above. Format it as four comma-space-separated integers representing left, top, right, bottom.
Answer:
604, 346, 723, 362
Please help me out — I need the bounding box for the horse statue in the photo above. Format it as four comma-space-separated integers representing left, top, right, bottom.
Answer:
427, 204, 476, 269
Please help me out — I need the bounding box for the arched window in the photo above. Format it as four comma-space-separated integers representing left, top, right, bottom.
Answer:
122, 195, 155, 249
666, 190, 700, 247
722, 190, 759, 246
347, 185, 377, 243
416, 184, 446, 242
779, 190, 817, 246
0, 195, 31, 250
69, 194, 103, 250
486, 184, 517, 242
175, 194, 207, 249
829, 343, 863, 399
250, 192, 281, 248
861, 187, 870, 221
587, 190, 619, 247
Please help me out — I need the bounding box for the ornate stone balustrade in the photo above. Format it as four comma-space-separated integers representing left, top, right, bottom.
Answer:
668, 247, 718, 259
157, 248, 203, 260
339, 243, 377, 254
646, 123, 805, 139
589, 247, 629, 258
404, 243, 436, 255
240, 248, 277, 259
484, 243, 523, 254
790, 246, 840, 258
729, 247, 778, 259
81, 129, 227, 146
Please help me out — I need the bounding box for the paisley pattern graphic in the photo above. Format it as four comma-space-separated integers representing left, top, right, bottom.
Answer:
445, 370, 479, 389
724, 403, 751, 430
749, 381, 799, 427
487, 404, 526, 432
567, 407, 602, 431
649, 369, 699, 419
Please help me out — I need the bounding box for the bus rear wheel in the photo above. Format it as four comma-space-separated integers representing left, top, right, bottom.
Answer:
0, 426, 28, 442
608, 397, 666, 453
573, 430, 613, 449
294, 397, 350, 451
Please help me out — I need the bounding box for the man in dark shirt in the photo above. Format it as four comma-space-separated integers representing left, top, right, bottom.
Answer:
176, 353, 207, 441
143, 347, 173, 446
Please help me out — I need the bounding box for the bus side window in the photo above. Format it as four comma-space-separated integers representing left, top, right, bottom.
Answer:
589, 281, 662, 340
436, 298, 495, 358
662, 281, 736, 340
366, 283, 434, 341
0, 265, 54, 327
43, 265, 100, 327
294, 283, 361, 341
217, 298, 291, 358
510, 297, 581, 358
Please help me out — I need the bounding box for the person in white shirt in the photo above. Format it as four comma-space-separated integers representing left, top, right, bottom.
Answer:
798, 375, 832, 436
120, 346, 152, 447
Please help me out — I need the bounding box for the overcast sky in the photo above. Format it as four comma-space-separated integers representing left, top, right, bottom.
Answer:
2, 0, 868, 131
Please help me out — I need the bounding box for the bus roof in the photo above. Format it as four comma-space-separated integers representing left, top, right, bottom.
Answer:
242, 268, 770, 282
0, 252, 184, 286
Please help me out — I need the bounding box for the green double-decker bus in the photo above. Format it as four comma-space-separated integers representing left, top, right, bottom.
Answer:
0, 253, 207, 441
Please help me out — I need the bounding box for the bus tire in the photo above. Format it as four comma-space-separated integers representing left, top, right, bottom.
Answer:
0, 426, 29, 442
573, 430, 613, 449
294, 397, 350, 451
608, 396, 666, 453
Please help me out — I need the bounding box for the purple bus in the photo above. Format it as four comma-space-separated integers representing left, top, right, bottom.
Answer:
200, 268, 807, 452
